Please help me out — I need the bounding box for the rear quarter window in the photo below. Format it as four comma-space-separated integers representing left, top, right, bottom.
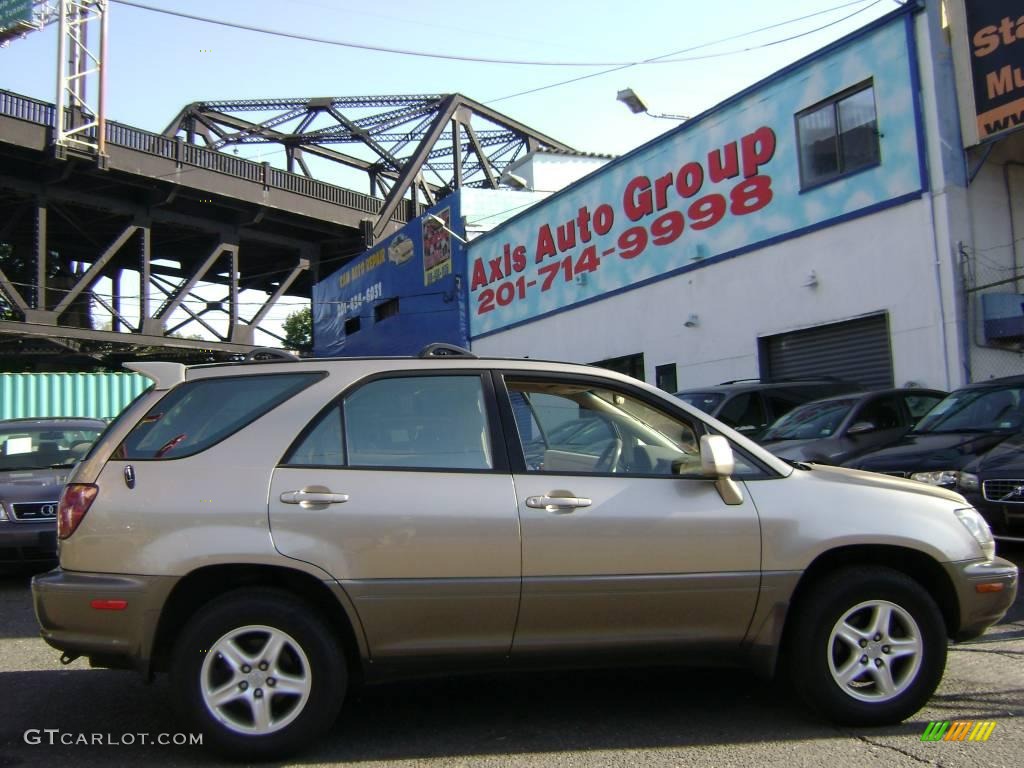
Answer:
116, 372, 322, 460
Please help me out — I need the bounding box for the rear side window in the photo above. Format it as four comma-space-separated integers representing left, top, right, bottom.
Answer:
117, 373, 321, 460
284, 375, 493, 470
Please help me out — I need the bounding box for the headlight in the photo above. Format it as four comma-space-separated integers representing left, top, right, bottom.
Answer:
958, 472, 979, 492
955, 507, 995, 560
911, 470, 960, 487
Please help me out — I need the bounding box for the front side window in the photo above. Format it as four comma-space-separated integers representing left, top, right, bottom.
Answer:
506, 378, 700, 476
118, 373, 321, 460
797, 82, 880, 189
717, 392, 767, 434
286, 375, 493, 471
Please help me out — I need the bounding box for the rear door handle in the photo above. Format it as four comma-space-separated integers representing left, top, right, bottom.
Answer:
525, 494, 592, 513
279, 489, 350, 507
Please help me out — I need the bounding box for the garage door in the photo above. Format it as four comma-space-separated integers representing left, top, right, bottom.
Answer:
759, 314, 893, 389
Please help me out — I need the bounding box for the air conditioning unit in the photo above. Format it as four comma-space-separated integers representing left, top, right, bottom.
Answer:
982, 293, 1024, 341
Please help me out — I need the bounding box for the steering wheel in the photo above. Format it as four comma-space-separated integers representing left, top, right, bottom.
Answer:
594, 438, 623, 473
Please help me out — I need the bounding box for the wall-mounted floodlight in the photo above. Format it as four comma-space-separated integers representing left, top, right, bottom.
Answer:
616, 88, 649, 115
500, 172, 529, 190
426, 213, 469, 244
616, 88, 690, 121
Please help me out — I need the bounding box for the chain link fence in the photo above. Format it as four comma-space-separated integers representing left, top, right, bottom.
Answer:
961, 241, 1024, 382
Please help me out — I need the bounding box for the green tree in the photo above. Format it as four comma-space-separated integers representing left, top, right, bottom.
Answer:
283, 306, 312, 353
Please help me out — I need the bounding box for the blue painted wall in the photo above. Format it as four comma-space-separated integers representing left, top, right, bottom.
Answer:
313, 194, 468, 357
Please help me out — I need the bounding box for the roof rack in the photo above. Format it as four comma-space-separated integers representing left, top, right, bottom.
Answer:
418, 343, 477, 359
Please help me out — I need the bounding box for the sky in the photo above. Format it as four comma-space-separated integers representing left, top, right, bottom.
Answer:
0, 0, 905, 342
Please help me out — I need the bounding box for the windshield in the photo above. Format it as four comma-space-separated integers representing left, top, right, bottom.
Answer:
762, 398, 857, 441
0, 423, 105, 470
677, 392, 725, 414
913, 386, 1024, 434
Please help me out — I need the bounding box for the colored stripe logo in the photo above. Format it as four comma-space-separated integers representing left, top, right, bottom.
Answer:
921, 721, 996, 742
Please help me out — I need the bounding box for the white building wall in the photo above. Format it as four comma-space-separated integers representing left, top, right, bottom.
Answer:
473, 199, 952, 390
964, 134, 1024, 381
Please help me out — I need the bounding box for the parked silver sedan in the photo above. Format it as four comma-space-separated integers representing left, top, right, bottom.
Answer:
0, 417, 105, 568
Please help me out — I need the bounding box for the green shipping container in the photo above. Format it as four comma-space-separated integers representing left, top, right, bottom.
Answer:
0, 372, 151, 420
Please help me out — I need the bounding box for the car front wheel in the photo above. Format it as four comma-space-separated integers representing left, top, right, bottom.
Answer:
788, 566, 947, 725
171, 588, 346, 760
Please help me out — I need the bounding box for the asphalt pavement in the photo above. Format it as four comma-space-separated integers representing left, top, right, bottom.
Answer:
0, 543, 1021, 768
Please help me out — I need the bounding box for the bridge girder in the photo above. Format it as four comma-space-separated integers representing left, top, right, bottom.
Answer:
164, 93, 575, 240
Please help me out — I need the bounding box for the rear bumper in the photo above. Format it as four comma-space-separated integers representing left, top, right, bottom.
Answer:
943, 557, 1019, 641
31, 569, 177, 673
0, 523, 57, 564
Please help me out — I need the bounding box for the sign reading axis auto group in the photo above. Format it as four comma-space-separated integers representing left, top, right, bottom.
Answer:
466, 16, 925, 337
949, 0, 1024, 145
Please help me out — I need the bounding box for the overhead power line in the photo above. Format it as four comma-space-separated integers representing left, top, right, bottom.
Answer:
488, 0, 885, 103
111, 0, 878, 68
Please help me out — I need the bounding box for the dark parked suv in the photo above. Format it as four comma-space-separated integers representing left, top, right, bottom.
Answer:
957, 433, 1024, 535
847, 375, 1024, 488
676, 379, 863, 441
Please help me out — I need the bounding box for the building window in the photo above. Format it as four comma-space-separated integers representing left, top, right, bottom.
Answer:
655, 363, 678, 393
592, 353, 645, 382
344, 317, 361, 335
796, 81, 880, 189
374, 298, 399, 323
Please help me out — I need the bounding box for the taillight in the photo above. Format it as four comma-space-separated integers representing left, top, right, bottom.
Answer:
58, 483, 98, 539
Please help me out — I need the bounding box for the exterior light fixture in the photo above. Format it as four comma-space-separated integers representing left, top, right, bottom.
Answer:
684, 314, 700, 328
616, 88, 690, 121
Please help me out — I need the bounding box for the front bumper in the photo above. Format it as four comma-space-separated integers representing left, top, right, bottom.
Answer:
943, 557, 1019, 641
31, 569, 177, 673
0, 522, 57, 564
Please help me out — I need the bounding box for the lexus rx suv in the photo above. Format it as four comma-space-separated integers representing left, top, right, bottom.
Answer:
32, 347, 1017, 760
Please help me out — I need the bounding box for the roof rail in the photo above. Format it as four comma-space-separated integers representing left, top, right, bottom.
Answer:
418, 343, 477, 359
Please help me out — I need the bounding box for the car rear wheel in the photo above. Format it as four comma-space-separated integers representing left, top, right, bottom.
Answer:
787, 566, 946, 725
170, 588, 346, 760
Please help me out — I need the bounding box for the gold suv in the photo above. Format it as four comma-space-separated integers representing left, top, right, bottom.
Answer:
32, 346, 1018, 760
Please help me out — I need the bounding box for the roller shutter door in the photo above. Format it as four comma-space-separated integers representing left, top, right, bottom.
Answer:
759, 314, 893, 389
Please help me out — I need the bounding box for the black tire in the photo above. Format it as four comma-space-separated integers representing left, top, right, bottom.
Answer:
170, 588, 347, 761
787, 566, 946, 726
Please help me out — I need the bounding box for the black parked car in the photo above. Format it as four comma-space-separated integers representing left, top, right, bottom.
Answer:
957, 433, 1024, 535
675, 378, 863, 441
845, 375, 1024, 488
0, 417, 105, 569
761, 388, 946, 465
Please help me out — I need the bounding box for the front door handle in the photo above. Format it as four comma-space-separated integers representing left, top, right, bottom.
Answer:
279, 488, 350, 507
525, 492, 592, 513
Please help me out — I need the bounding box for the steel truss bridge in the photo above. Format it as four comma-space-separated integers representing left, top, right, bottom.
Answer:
0, 89, 572, 368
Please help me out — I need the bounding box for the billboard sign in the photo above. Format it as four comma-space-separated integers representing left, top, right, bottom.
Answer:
0, 0, 32, 36
467, 15, 924, 338
948, 0, 1024, 146
313, 196, 467, 357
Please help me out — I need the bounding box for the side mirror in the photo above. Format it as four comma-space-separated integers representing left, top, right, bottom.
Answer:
847, 421, 876, 436
698, 435, 744, 505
